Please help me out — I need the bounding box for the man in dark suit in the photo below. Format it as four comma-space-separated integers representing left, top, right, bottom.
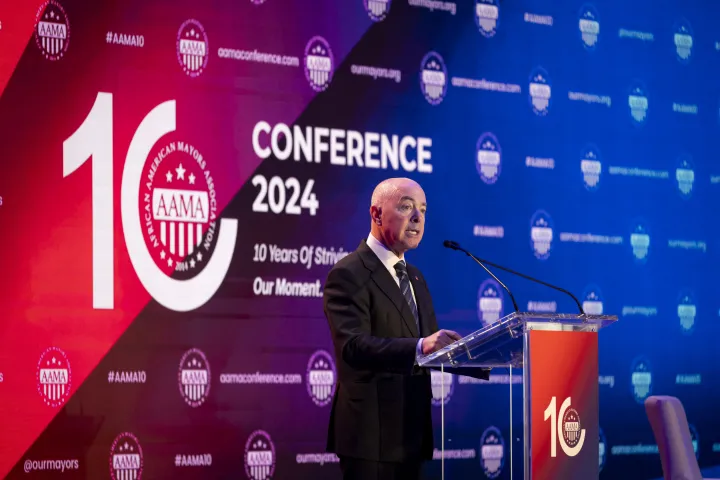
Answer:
323, 177, 468, 480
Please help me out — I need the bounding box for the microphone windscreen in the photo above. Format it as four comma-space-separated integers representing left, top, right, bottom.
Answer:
443, 240, 459, 250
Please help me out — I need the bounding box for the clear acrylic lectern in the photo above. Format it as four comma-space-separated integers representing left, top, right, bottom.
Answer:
418, 312, 617, 480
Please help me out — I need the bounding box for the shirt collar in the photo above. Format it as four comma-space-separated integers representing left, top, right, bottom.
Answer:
366, 233, 405, 277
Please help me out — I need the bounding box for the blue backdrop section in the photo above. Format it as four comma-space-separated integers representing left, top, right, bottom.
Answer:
297, 0, 720, 478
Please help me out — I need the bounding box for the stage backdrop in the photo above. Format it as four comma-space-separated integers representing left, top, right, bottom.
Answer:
0, 0, 719, 478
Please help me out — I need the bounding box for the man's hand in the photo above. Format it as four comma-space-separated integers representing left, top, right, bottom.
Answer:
421, 330, 462, 355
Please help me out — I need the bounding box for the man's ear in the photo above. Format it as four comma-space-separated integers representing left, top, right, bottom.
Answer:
370, 206, 382, 225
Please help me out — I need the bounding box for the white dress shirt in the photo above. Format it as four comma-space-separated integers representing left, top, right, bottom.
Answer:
366, 233, 417, 302
366, 233, 424, 358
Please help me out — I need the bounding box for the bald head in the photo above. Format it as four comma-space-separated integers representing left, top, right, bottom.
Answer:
369, 177, 427, 257
370, 178, 420, 209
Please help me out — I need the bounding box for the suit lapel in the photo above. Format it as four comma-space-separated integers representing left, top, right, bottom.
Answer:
370, 268, 420, 338
357, 240, 420, 338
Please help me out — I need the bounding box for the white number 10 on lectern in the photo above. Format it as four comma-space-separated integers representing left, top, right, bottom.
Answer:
543, 396, 586, 458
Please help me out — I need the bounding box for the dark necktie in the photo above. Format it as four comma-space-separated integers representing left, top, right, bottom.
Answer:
394, 260, 420, 335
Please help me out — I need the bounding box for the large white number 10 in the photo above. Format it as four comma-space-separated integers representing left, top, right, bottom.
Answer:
63, 92, 238, 312
63, 93, 114, 309
543, 396, 586, 458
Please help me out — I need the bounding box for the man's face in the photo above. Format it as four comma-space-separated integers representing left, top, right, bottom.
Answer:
380, 182, 427, 255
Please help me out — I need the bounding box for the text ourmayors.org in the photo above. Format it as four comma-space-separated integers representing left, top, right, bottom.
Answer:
252, 122, 433, 174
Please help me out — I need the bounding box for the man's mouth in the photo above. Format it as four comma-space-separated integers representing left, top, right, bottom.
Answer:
406, 229, 420, 237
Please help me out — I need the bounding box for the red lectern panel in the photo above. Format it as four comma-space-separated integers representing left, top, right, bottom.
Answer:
530, 330, 599, 479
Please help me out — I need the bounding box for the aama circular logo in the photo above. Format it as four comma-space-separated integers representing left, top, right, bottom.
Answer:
430, 370, 454, 406
304, 36, 334, 92
176, 19, 209, 77
677, 288, 697, 335
629, 220, 650, 263
109, 432, 143, 480
562, 408, 582, 448
478, 278, 504, 326
245, 430, 276, 480
34, 0, 70, 61
306, 349, 336, 407
529, 67, 552, 115
36, 346, 72, 408
364, 0, 391, 22
178, 348, 211, 407
578, 4, 600, 50
675, 153, 695, 199
480, 426, 504, 478
476, 132, 501, 184
582, 284, 604, 315
628, 80, 649, 126
673, 18, 693, 64
630, 356, 652, 404
530, 210, 553, 260
580, 144, 602, 191
475, 0, 500, 38
420, 51, 448, 105
140, 139, 219, 281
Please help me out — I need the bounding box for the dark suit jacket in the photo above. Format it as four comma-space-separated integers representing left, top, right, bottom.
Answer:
322, 239, 442, 463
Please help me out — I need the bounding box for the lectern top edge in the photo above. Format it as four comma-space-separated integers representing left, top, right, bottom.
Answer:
417, 311, 618, 368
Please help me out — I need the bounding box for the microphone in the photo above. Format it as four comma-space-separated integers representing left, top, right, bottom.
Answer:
443, 240, 520, 313
443, 240, 585, 315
